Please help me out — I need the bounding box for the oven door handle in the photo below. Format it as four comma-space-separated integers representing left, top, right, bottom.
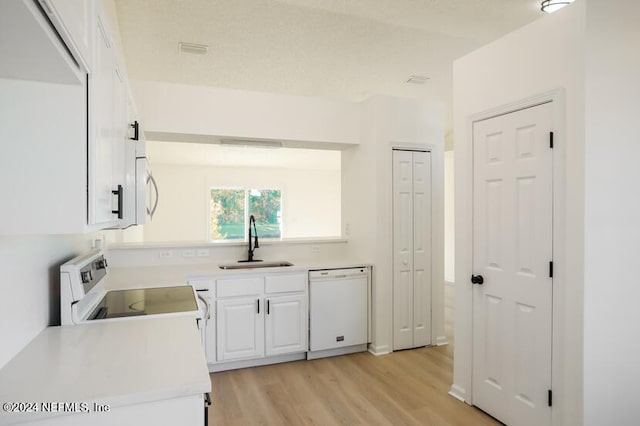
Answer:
197, 293, 210, 322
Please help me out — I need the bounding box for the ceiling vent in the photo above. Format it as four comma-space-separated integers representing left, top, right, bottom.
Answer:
406, 75, 430, 85
178, 42, 208, 55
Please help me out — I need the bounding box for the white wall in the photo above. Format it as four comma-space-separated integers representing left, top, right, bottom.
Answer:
131, 80, 360, 146
142, 163, 341, 242
444, 150, 455, 283
0, 235, 102, 369
452, 3, 586, 424
107, 240, 350, 268
343, 95, 445, 354
583, 1, 640, 424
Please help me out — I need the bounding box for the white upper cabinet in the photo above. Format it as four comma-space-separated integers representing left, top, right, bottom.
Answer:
0, 0, 81, 84
38, 0, 94, 71
88, 6, 139, 229
89, 14, 117, 226
0, 0, 140, 235
120, 93, 141, 229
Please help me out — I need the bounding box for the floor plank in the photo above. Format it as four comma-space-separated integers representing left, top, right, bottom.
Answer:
207, 344, 501, 425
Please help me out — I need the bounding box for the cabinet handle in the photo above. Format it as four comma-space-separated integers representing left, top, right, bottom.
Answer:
130, 121, 139, 140
111, 185, 123, 219
257, 299, 260, 314
267, 299, 270, 315
204, 392, 211, 426
146, 174, 159, 219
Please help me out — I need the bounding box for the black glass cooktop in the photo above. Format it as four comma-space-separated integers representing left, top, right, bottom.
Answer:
88, 286, 198, 320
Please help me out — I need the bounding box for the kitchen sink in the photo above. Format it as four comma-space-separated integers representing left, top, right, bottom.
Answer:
218, 261, 294, 270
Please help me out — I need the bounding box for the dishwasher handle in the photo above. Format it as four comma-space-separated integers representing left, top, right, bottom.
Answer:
309, 267, 369, 281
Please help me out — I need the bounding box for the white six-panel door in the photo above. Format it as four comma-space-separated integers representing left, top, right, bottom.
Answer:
393, 150, 432, 350
472, 102, 553, 426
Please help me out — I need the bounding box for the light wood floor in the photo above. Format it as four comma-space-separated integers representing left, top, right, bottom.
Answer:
207, 343, 500, 425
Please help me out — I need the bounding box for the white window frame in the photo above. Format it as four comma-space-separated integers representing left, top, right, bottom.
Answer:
208, 186, 283, 242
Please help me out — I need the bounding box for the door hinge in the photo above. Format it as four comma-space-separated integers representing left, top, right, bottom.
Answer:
550, 131, 554, 149
548, 389, 553, 407
549, 261, 554, 278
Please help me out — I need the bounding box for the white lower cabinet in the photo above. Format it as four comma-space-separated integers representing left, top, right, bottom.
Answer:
195, 273, 307, 369
216, 297, 264, 362
265, 294, 307, 356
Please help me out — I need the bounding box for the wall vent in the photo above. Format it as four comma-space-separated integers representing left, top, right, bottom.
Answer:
406, 75, 430, 85
178, 42, 208, 55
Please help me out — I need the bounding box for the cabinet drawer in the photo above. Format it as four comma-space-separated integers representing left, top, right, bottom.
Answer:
189, 279, 213, 291
217, 277, 264, 297
265, 274, 306, 294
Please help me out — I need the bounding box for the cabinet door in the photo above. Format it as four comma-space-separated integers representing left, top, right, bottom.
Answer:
216, 298, 264, 362
265, 294, 307, 356
89, 11, 126, 228
111, 65, 127, 223
88, 13, 116, 226
120, 93, 138, 228
40, 0, 94, 70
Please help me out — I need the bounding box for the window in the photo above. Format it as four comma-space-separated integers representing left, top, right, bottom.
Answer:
210, 188, 282, 241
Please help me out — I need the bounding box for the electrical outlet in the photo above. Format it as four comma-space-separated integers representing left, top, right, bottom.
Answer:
197, 249, 210, 257
345, 223, 351, 236
311, 244, 320, 253
182, 249, 196, 257
159, 250, 173, 259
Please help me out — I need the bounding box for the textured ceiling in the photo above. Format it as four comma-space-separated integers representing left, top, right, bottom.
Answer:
114, 0, 543, 138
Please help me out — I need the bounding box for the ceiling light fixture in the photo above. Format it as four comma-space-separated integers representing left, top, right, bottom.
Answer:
406, 75, 430, 85
219, 139, 283, 149
541, 0, 575, 13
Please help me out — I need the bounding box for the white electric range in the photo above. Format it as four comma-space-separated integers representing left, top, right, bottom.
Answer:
60, 249, 207, 330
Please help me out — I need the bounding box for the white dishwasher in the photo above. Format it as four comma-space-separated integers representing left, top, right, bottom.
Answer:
308, 267, 370, 359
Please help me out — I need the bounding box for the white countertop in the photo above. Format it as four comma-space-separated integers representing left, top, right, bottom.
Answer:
0, 317, 210, 425
106, 260, 372, 290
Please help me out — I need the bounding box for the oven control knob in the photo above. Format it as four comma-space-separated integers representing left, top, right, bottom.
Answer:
81, 271, 93, 284
96, 259, 108, 270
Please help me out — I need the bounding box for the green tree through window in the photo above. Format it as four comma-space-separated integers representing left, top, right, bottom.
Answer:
210, 188, 281, 240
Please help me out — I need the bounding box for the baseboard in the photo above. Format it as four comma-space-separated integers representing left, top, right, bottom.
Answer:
367, 343, 391, 356
208, 352, 306, 372
448, 384, 468, 403
306, 344, 367, 360
436, 335, 449, 346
